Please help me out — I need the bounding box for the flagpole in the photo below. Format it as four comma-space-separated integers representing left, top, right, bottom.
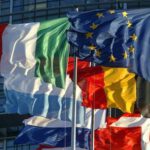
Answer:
91, 107, 95, 150
71, 46, 77, 150
9, 0, 13, 24
109, 108, 112, 117
71, 7, 79, 147
90, 62, 95, 150
71, 7, 79, 150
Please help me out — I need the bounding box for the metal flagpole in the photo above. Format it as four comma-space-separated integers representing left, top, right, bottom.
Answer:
91, 106, 95, 150
9, 0, 13, 24
71, 46, 78, 150
71, 7, 79, 150
109, 108, 112, 117
90, 62, 95, 150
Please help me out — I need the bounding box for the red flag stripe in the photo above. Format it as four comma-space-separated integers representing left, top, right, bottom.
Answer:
95, 127, 141, 150
67, 57, 107, 109
0, 24, 7, 61
36, 145, 54, 150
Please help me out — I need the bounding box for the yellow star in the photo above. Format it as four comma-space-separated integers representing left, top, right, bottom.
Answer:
127, 20, 132, 28
96, 13, 104, 18
128, 45, 135, 53
85, 32, 93, 39
88, 44, 96, 51
90, 23, 98, 30
109, 54, 116, 62
130, 33, 137, 41
123, 51, 128, 59
122, 11, 128, 17
109, 10, 115, 14
96, 50, 101, 57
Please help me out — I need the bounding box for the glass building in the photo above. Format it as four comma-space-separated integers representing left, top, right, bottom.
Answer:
0, 0, 150, 149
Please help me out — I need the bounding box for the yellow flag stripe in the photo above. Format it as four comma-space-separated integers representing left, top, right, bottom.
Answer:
102, 67, 136, 113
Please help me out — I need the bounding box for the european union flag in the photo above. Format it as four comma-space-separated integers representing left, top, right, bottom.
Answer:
67, 9, 150, 81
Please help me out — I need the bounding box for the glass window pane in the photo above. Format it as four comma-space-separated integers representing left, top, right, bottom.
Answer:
1, 9, 9, 15
36, 0, 46, 2
1, 2, 10, 9
48, 1, 59, 8
24, 4, 35, 11
24, 0, 35, 5
36, 3, 47, 10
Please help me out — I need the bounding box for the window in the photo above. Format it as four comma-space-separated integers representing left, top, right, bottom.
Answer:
36, 3, 47, 10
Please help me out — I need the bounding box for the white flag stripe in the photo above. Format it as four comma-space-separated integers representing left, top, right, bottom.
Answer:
1, 23, 40, 77
4, 74, 82, 100
110, 116, 145, 127
24, 109, 106, 129
85, 108, 106, 129
41, 148, 86, 150
145, 143, 150, 150
4, 74, 85, 122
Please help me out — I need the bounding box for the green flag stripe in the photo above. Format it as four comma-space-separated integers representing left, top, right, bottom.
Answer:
35, 18, 70, 88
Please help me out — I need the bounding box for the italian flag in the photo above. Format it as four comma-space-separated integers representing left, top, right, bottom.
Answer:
0, 18, 70, 88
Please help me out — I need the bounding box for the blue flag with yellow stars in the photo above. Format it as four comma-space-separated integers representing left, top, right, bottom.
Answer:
67, 9, 150, 81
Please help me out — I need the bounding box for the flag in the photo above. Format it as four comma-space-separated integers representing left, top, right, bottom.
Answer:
4, 74, 86, 124
37, 145, 86, 150
67, 9, 150, 82
36, 145, 54, 150
15, 109, 106, 149
4, 55, 136, 119
95, 114, 150, 150
67, 57, 136, 113
0, 17, 70, 88
110, 115, 150, 150
95, 126, 142, 150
